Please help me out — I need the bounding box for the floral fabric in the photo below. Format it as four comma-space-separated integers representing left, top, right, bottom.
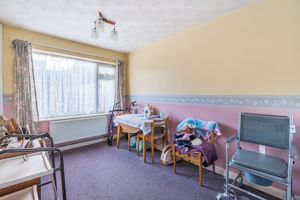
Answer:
115, 60, 126, 110
12, 39, 39, 130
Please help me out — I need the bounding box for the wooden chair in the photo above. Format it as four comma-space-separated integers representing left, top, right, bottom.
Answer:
5, 118, 19, 134
116, 112, 141, 151
116, 123, 141, 151
136, 117, 169, 163
173, 128, 217, 187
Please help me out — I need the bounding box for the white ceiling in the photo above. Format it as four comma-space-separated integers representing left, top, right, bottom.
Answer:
0, 0, 257, 53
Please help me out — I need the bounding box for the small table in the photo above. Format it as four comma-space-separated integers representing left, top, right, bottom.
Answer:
0, 152, 53, 190
114, 114, 168, 161
0, 185, 39, 200
0, 139, 42, 197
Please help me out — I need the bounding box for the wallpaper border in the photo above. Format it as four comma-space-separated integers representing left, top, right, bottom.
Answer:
128, 95, 300, 109
3, 94, 13, 104
5, 94, 300, 109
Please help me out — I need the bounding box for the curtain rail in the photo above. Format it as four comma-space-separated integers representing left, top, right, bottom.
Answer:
9, 38, 120, 64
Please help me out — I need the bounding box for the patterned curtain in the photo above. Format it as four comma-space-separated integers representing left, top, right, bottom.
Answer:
115, 60, 126, 109
12, 39, 39, 130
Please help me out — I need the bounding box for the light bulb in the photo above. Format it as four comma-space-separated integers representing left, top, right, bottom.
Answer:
111, 26, 118, 41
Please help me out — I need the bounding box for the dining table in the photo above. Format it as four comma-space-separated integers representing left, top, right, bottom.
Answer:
113, 113, 168, 162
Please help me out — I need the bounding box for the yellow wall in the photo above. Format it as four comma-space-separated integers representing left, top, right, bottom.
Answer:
2, 24, 127, 95
128, 0, 300, 96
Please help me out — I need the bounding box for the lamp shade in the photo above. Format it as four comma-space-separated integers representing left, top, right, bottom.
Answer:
91, 27, 99, 40
96, 20, 104, 32
111, 27, 118, 41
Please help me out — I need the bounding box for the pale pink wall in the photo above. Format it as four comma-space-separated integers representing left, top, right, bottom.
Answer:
139, 102, 300, 195
3, 103, 13, 119
4, 103, 50, 133
38, 121, 49, 133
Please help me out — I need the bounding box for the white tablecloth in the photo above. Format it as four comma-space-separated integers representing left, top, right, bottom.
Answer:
113, 114, 157, 135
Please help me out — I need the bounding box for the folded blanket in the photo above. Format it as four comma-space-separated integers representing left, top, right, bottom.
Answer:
175, 135, 217, 167
176, 118, 222, 139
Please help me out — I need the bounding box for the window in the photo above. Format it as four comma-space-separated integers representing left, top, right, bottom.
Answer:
32, 52, 115, 119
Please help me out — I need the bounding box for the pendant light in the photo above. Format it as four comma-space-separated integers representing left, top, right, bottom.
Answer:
91, 12, 118, 41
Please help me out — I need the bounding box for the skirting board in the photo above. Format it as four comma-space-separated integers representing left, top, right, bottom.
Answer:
58, 137, 107, 151
58, 134, 122, 151
204, 165, 299, 200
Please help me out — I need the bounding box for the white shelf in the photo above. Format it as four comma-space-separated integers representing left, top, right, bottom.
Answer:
0, 152, 53, 189
0, 185, 39, 200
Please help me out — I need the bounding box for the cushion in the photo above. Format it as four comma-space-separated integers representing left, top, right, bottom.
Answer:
231, 150, 287, 178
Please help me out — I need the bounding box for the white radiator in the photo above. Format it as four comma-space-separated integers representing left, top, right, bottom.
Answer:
49, 115, 108, 145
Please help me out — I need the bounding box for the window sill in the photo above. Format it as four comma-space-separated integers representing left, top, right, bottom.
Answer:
38, 113, 109, 122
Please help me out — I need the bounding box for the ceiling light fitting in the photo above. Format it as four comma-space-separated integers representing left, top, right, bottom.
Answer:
91, 12, 118, 41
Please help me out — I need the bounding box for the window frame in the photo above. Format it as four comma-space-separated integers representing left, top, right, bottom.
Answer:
32, 49, 117, 120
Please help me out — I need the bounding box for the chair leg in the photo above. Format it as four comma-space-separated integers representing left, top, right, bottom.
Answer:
116, 125, 121, 148
287, 158, 293, 200
127, 133, 131, 151
199, 153, 203, 187
137, 135, 140, 156
151, 137, 155, 163
287, 181, 293, 200
225, 143, 230, 196
212, 161, 215, 174
165, 128, 169, 145
143, 135, 146, 163
173, 145, 176, 174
